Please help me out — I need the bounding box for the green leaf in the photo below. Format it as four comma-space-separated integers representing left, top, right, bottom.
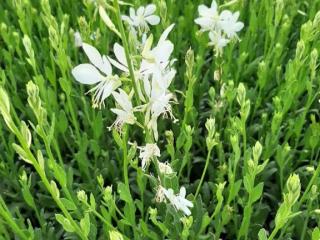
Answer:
60, 198, 77, 211
312, 227, 320, 240
251, 182, 264, 203
80, 213, 90, 237
258, 228, 268, 240
118, 182, 132, 204
12, 143, 33, 164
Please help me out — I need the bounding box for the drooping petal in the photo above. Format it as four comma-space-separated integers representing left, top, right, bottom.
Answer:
145, 15, 160, 25
72, 64, 102, 85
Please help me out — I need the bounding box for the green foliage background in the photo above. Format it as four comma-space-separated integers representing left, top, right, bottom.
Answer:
1, 0, 320, 239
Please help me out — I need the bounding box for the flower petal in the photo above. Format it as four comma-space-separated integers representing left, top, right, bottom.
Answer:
82, 43, 104, 70
108, 57, 128, 72
114, 43, 128, 68
145, 15, 160, 25
145, 4, 156, 16
158, 24, 175, 45
102, 56, 112, 75
137, 6, 145, 16
72, 64, 102, 85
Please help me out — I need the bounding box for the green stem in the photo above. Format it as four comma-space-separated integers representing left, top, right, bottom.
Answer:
12, 123, 87, 240
113, 0, 141, 106
300, 200, 312, 240
268, 227, 279, 240
0, 197, 29, 240
195, 148, 213, 199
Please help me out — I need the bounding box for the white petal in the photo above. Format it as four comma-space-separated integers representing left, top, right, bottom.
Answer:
145, 4, 156, 16
198, 5, 209, 16
153, 41, 174, 64
235, 22, 244, 32
108, 57, 128, 72
158, 24, 175, 44
211, 0, 218, 11
145, 15, 160, 25
112, 89, 132, 112
82, 43, 104, 71
114, 43, 128, 68
102, 56, 112, 75
179, 187, 186, 198
137, 6, 145, 16
129, 8, 136, 19
220, 10, 233, 20
233, 11, 240, 21
72, 64, 102, 84
194, 17, 212, 28
122, 15, 133, 25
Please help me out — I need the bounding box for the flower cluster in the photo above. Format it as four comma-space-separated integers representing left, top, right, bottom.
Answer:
72, 4, 192, 216
195, 0, 244, 55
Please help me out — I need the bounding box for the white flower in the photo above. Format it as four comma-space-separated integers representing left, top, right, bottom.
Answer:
208, 31, 230, 55
110, 89, 136, 129
139, 25, 177, 140
158, 161, 173, 174
122, 4, 160, 32
72, 43, 121, 108
138, 143, 160, 170
194, 0, 220, 32
163, 187, 193, 216
140, 24, 175, 77
219, 10, 244, 39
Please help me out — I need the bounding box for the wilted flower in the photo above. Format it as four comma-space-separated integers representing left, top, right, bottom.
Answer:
72, 43, 121, 108
155, 185, 166, 203
138, 143, 160, 170
158, 161, 173, 174
122, 4, 160, 33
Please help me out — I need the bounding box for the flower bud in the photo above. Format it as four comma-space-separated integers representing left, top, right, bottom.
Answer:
296, 40, 305, 60
109, 230, 124, 240
237, 83, 246, 106
286, 174, 301, 204
77, 190, 88, 203
310, 49, 318, 80
257, 61, 267, 89
103, 186, 113, 203
252, 141, 262, 162
50, 180, 60, 199
159, 0, 167, 24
